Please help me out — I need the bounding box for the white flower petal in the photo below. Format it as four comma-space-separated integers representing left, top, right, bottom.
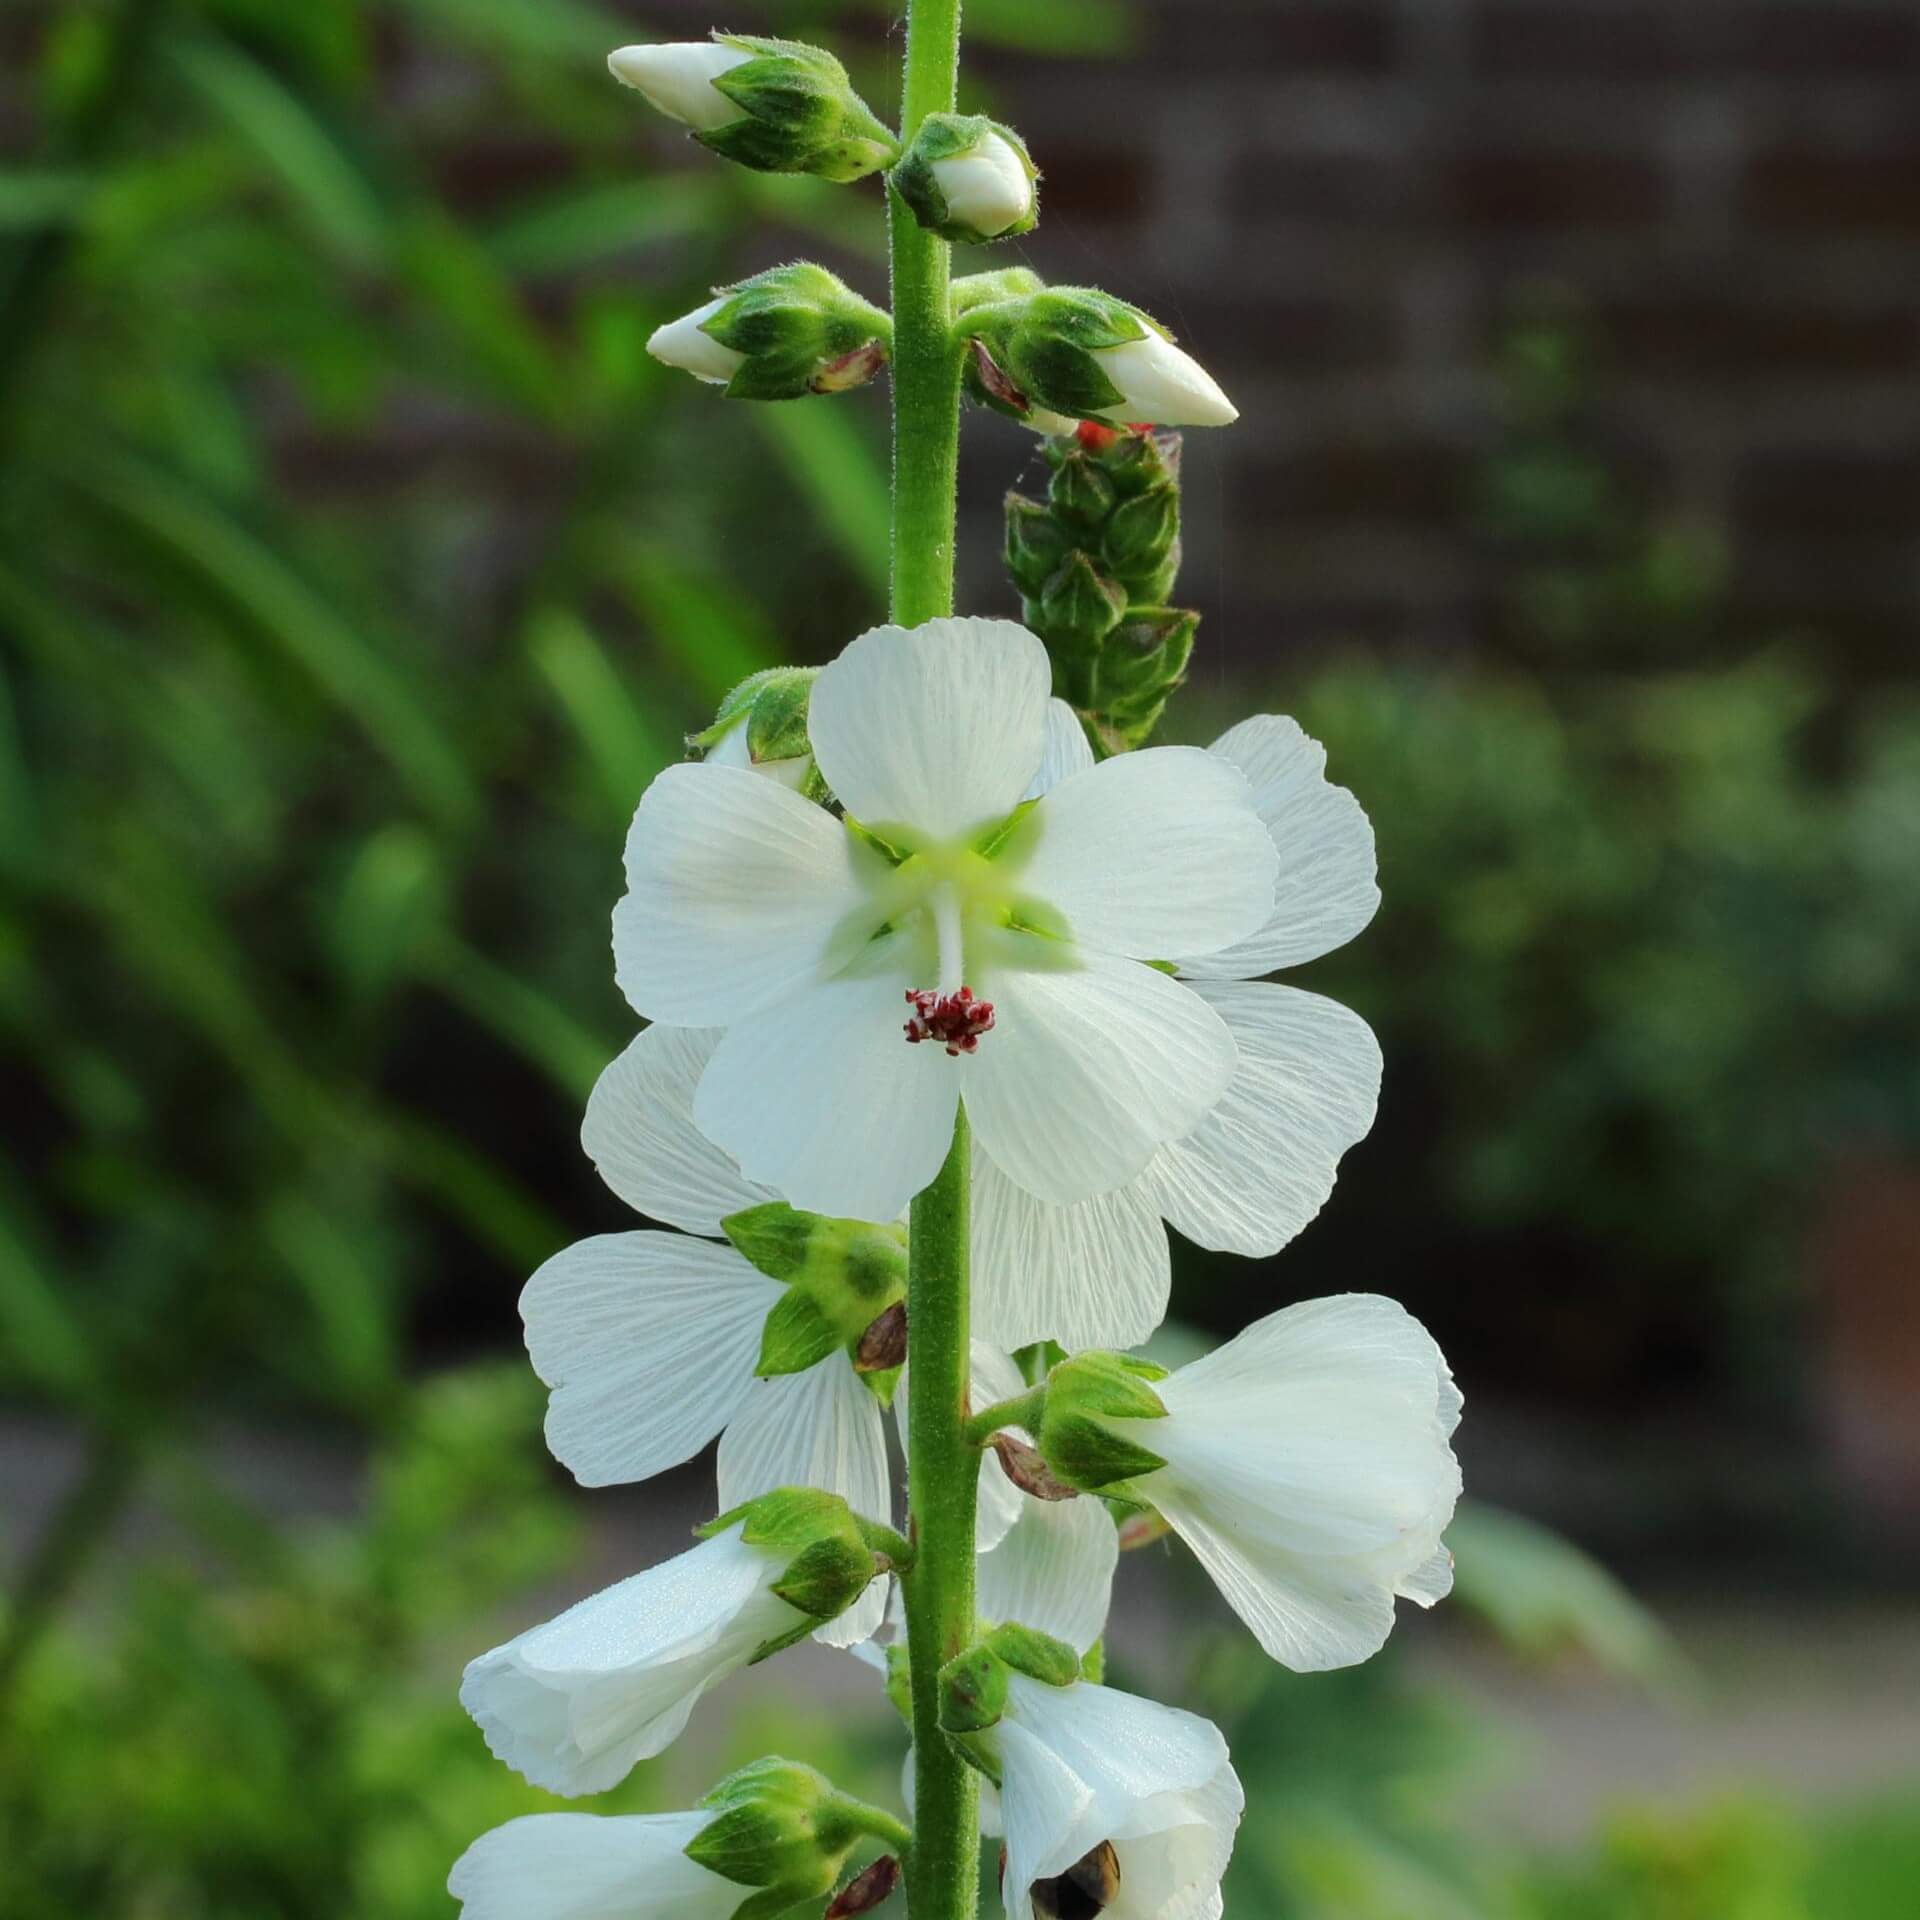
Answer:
964, 946, 1238, 1206
972, 1145, 1170, 1351
646, 297, 745, 385
449, 1811, 736, 1920
583, 1025, 771, 1237
1018, 747, 1277, 961
1176, 714, 1379, 977
614, 763, 866, 1027
1139, 980, 1381, 1257
1140, 1295, 1462, 1671
460, 1527, 797, 1794
717, 1362, 892, 1647
695, 949, 958, 1221
976, 1495, 1119, 1656
998, 1675, 1231, 1903
807, 619, 1050, 842
1091, 332, 1238, 429
1026, 697, 1096, 801
1103, 1765, 1245, 1920
607, 42, 751, 132
522, 1234, 779, 1488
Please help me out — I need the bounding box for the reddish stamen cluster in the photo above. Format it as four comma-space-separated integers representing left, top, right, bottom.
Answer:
904, 986, 995, 1056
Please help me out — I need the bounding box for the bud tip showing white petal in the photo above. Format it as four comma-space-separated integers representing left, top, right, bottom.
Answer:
607, 42, 751, 133
647, 297, 746, 386
932, 129, 1036, 240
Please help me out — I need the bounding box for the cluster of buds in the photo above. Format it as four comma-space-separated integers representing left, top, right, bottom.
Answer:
610, 36, 896, 182
648, 264, 891, 400
1005, 420, 1200, 753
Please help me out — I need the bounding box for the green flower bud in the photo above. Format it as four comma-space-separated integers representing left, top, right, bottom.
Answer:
1095, 606, 1198, 751
1026, 550, 1129, 656
1102, 483, 1180, 584
1036, 1351, 1171, 1493
685, 1758, 876, 1916
696, 1488, 884, 1657
612, 35, 898, 183
963, 286, 1237, 430
1004, 493, 1071, 599
649, 264, 891, 402
953, 266, 1046, 320
690, 666, 822, 795
1047, 447, 1119, 531
891, 112, 1039, 244
722, 1203, 910, 1403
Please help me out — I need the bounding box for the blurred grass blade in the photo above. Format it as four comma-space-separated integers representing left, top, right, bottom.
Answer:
0, 170, 93, 230
420, 931, 614, 1102
172, 35, 388, 266
58, 451, 477, 827
490, 177, 727, 278
528, 606, 674, 818
748, 403, 891, 600
1447, 1500, 1685, 1687
330, 825, 447, 1004
263, 1193, 398, 1406
397, 0, 628, 60
613, 546, 776, 704
0, 1192, 96, 1399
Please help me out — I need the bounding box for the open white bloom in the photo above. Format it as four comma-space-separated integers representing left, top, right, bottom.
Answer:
1124, 1294, 1463, 1672
460, 1517, 867, 1794
934, 127, 1035, 238
523, 1023, 894, 1644
607, 42, 751, 131
615, 618, 1279, 1222
990, 1675, 1243, 1920
974, 702, 1384, 1352
449, 1812, 744, 1920
646, 296, 745, 385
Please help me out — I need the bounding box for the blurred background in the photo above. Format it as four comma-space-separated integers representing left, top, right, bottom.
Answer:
2, 1, 1917, 1914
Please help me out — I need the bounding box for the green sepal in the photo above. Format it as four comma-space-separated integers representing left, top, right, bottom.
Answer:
1015, 1339, 1069, 1386
944, 1725, 1004, 1789
687, 1758, 864, 1908
698, 263, 892, 402
1036, 1351, 1170, 1493
770, 1532, 881, 1622
937, 1643, 1010, 1734
973, 796, 1039, 861
890, 112, 1039, 245
700, 1485, 852, 1552
699, 36, 898, 183
1080, 1637, 1106, 1683
1033, 551, 1128, 652
724, 1201, 817, 1283
983, 1621, 1081, 1688
755, 1286, 842, 1378
882, 1642, 913, 1727
1048, 449, 1117, 530
1102, 483, 1180, 579
689, 665, 819, 771
1004, 492, 1069, 598
963, 287, 1152, 422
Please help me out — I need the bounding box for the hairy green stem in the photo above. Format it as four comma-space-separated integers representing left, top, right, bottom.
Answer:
887, 0, 965, 627
903, 1114, 977, 1919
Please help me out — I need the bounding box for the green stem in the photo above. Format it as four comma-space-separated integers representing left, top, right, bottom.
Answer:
963, 1385, 1047, 1449
903, 1117, 978, 1919
887, 0, 964, 627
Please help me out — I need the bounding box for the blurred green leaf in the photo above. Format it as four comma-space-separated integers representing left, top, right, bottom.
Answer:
749, 402, 891, 600
0, 169, 93, 229
528, 606, 674, 817
0, 1190, 96, 1398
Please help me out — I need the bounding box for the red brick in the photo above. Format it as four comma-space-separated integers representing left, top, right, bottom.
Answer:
1228, 151, 1417, 226
1145, 2, 1395, 74
1206, 296, 1399, 373
1471, 4, 1679, 79
1599, 298, 1920, 382
1034, 144, 1153, 224
1245, 440, 1463, 526
1736, 452, 1920, 535
1743, 145, 1920, 231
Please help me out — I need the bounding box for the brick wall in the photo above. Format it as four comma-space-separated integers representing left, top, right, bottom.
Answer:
950, 0, 1920, 675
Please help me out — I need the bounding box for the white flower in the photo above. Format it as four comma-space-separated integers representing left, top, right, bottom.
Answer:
1089, 330, 1237, 428
449, 1812, 743, 1920
1127, 1294, 1463, 1672
934, 127, 1035, 239
607, 42, 750, 132
988, 1675, 1243, 1920
973, 702, 1384, 1352
460, 1519, 860, 1794
522, 1023, 893, 1645
646, 296, 746, 386
614, 618, 1279, 1222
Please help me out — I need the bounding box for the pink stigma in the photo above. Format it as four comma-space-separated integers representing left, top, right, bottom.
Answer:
904, 987, 995, 1056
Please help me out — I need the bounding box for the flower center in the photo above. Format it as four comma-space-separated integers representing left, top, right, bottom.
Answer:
903, 987, 995, 1055
1030, 1840, 1121, 1918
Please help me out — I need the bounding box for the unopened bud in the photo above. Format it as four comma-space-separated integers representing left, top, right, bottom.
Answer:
698, 1488, 885, 1652
1003, 493, 1071, 598
964, 288, 1237, 430
892, 113, 1038, 245
687, 1757, 871, 1909
1028, 551, 1128, 654
692, 666, 820, 793
612, 34, 897, 183
1097, 606, 1197, 747
649, 264, 891, 401
1047, 448, 1118, 531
